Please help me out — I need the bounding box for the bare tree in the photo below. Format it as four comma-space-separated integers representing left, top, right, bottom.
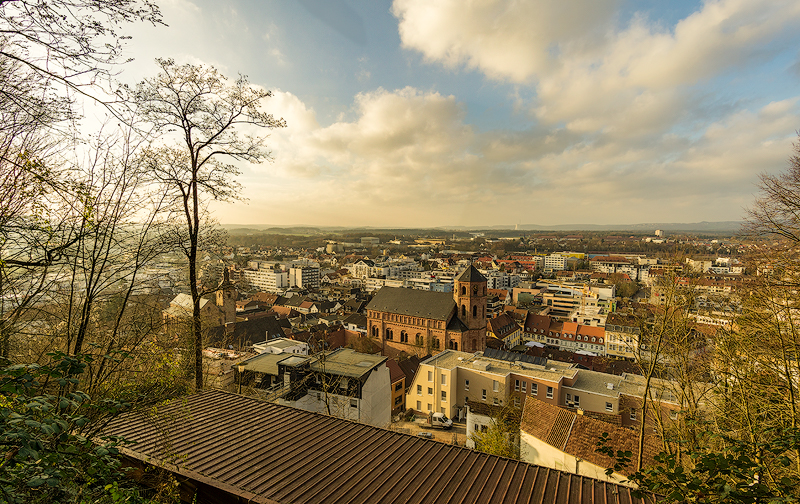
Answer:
136, 58, 285, 390
0, 0, 162, 119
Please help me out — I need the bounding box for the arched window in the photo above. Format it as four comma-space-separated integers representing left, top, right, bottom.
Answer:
400, 331, 408, 343
461, 305, 466, 317
433, 338, 440, 350
472, 305, 477, 317
461, 286, 466, 295
371, 326, 378, 338
449, 340, 458, 351
386, 328, 393, 340
415, 333, 423, 346
471, 339, 477, 352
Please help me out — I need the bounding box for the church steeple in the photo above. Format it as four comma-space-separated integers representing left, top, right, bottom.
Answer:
216, 267, 237, 324
454, 265, 487, 331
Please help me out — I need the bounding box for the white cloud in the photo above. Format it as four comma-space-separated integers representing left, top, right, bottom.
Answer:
393, 0, 800, 139
227, 88, 800, 226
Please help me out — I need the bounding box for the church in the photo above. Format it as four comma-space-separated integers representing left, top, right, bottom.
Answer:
365, 265, 488, 357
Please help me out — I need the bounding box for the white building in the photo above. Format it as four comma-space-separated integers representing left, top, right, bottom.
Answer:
242, 267, 289, 292
252, 337, 309, 356
289, 266, 320, 289
543, 254, 568, 272
278, 349, 391, 428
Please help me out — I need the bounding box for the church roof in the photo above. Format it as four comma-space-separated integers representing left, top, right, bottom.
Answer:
456, 264, 486, 283
366, 287, 455, 321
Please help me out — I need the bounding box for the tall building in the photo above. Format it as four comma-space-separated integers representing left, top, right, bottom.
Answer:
366, 265, 487, 357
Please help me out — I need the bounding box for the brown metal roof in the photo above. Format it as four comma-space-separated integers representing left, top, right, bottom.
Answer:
104, 390, 655, 504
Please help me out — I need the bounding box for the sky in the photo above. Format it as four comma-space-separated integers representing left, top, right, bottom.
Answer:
113, 0, 800, 228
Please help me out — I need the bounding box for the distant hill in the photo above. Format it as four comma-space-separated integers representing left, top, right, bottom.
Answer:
222, 221, 743, 234
510, 221, 743, 232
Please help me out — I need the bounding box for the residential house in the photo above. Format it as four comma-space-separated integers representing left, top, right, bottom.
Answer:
519, 397, 657, 486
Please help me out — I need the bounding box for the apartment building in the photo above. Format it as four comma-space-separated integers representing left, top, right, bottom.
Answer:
406, 349, 682, 429
522, 312, 607, 356
604, 313, 640, 359
289, 265, 320, 289
486, 313, 523, 348
242, 267, 289, 292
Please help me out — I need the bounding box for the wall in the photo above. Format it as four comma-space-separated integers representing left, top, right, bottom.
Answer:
519, 431, 630, 486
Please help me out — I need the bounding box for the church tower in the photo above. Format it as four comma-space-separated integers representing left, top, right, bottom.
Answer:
216, 268, 238, 324
453, 264, 487, 352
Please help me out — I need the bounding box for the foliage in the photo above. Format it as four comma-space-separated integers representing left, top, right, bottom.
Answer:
597, 427, 800, 503
469, 404, 521, 460
0, 352, 161, 504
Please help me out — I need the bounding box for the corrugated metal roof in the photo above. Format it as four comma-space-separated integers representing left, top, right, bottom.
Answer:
104, 390, 654, 504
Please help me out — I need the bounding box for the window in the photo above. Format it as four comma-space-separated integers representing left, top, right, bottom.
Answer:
441, 391, 446, 401
669, 410, 678, 420
566, 393, 571, 401
386, 328, 393, 340
400, 331, 408, 343
606, 402, 613, 412
493, 397, 499, 405
441, 374, 447, 386
464, 379, 470, 391
546, 386, 553, 399
574, 395, 580, 407
521, 381, 527, 393
513, 397, 520, 407
428, 387, 433, 395
433, 338, 440, 350
394, 396, 403, 406
472, 305, 477, 317
493, 380, 499, 392
482, 389, 487, 400
350, 398, 358, 408
415, 334, 423, 346
514, 379, 520, 392
531, 383, 538, 395
428, 371, 433, 381
416, 400, 421, 410
417, 385, 422, 394
630, 408, 637, 421
427, 403, 432, 412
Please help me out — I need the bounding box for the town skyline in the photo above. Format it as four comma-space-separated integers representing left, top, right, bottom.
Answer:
114, 0, 800, 228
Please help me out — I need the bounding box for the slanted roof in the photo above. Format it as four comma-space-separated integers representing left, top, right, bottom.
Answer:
456, 264, 487, 283
343, 313, 367, 328
386, 359, 405, 384
104, 390, 654, 504
521, 397, 659, 477
366, 287, 455, 321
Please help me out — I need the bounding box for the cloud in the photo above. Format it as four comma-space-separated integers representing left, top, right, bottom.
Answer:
229, 88, 800, 226
393, 0, 800, 140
